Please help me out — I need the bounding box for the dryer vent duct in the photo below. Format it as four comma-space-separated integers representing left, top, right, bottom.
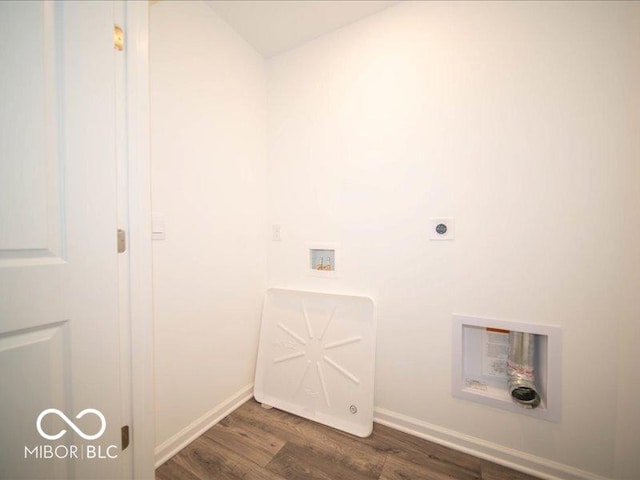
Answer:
507, 331, 541, 408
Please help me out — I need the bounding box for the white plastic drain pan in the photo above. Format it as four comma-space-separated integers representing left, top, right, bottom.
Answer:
254, 288, 376, 437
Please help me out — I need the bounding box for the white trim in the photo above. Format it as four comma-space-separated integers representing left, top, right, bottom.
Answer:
374, 407, 610, 480
154, 384, 254, 468
125, 2, 155, 479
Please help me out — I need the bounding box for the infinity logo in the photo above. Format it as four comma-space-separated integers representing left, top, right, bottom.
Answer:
36, 409, 106, 441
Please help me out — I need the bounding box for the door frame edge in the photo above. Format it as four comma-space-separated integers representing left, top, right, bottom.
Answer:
125, 2, 155, 479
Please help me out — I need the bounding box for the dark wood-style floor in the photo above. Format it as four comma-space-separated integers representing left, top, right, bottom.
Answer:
156, 399, 541, 480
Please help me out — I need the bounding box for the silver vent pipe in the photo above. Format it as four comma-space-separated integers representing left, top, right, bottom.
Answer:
507, 331, 541, 408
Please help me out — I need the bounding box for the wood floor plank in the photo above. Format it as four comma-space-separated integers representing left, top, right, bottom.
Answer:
233, 400, 387, 469
363, 422, 482, 475
203, 414, 286, 467
380, 454, 480, 480
481, 460, 542, 480
236, 400, 481, 479
155, 399, 542, 480
171, 435, 286, 480
266, 441, 385, 480
230, 399, 312, 445
155, 459, 201, 480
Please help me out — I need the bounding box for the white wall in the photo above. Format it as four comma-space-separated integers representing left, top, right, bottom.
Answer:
267, 2, 640, 479
150, 1, 266, 449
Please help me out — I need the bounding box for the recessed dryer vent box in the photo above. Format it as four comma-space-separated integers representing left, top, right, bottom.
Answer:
452, 314, 561, 422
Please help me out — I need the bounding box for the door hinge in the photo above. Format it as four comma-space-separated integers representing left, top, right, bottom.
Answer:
114, 25, 124, 51
117, 229, 126, 253
121, 425, 130, 451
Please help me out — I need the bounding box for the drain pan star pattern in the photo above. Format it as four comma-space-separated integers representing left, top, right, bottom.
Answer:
254, 288, 376, 437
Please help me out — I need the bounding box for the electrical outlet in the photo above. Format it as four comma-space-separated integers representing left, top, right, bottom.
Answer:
272, 224, 282, 241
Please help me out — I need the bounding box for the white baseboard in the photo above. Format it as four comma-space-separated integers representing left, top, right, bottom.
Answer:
374, 407, 610, 480
153, 386, 609, 480
154, 384, 254, 468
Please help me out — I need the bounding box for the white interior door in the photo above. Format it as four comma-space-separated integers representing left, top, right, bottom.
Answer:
0, 2, 126, 479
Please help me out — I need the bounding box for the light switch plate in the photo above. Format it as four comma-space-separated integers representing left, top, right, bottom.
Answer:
152, 212, 165, 240
429, 217, 455, 240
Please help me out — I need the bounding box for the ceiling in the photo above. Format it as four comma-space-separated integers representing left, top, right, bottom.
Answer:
205, 1, 399, 58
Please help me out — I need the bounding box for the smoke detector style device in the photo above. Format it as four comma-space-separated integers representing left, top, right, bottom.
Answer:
254, 288, 376, 437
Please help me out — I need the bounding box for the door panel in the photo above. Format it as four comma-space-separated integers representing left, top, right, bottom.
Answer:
0, 1, 63, 259
0, 323, 70, 479
0, 2, 124, 479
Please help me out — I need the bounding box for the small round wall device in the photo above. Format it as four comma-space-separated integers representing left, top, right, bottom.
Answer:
435, 223, 447, 235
